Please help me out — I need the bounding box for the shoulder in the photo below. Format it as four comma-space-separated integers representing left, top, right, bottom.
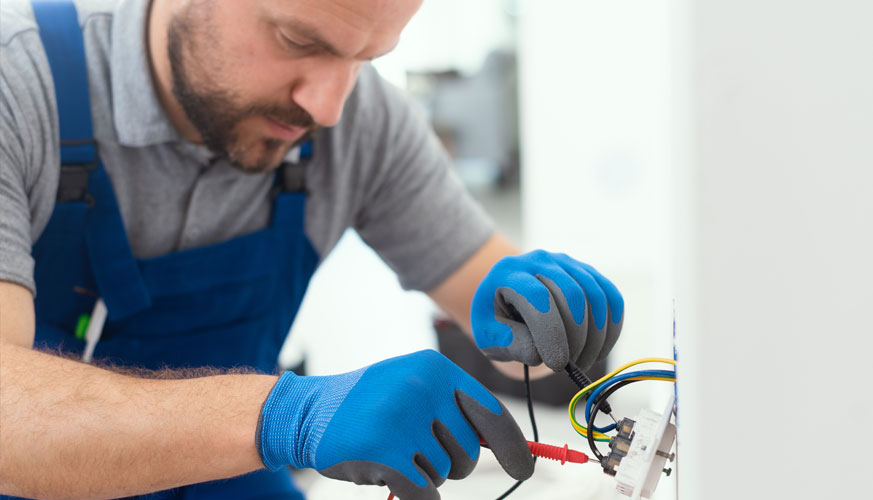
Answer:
1, 0, 58, 181
74, 0, 117, 20
326, 64, 431, 169
0, 0, 81, 242
302, 65, 408, 258
0, 0, 114, 97
1, 0, 38, 47
310, 65, 411, 178
333, 64, 427, 142
347, 64, 400, 112
310, 65, 426, 193
1, 0, 116, 163
1, 0, 115, 46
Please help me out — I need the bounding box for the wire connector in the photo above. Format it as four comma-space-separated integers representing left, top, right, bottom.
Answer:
603, 417, 636, 475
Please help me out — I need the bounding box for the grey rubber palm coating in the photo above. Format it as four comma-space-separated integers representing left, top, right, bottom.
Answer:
483, 274, 622, 372
318, 391, 534, 500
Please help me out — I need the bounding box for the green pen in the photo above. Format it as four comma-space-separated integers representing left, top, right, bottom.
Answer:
74, 314, 90, 340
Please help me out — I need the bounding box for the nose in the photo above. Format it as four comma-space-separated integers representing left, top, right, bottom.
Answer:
291, 57, 362, 128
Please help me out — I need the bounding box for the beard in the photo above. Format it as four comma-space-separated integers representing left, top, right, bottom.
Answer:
166, 9, 315, 173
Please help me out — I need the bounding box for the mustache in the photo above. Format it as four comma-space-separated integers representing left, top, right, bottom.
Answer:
248, 101, 315, 129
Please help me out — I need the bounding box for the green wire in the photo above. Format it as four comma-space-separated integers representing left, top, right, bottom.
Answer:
570, 395, 612, 442
569, 389, 597, 431
573, 429, 612, 442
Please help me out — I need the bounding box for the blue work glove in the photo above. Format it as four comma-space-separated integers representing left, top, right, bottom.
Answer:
257, 350, 534, 500
471, 250, 624, 371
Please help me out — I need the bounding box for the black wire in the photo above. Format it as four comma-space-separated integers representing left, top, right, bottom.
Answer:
494, 364, 537, 500
525, 365, 539, 443
565, 361, 614, 416
586, 379, 640, 461
494, 476, 524, 500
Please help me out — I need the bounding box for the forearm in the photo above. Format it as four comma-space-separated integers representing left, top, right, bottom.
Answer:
0, 343, 276, 499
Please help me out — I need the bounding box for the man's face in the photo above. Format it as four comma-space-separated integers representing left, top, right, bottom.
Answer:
166, 0, 421, 173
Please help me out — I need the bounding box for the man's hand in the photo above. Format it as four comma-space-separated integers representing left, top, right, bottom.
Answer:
257, 349, 534, 500
470, 250, 624, 372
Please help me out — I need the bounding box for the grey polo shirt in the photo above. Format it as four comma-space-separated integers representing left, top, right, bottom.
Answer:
0, 0, 494, 296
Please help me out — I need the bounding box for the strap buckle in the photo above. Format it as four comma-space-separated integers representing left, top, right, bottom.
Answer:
58, 138, 99, 205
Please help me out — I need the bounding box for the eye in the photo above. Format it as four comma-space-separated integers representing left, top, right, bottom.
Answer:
278, 30, 310, 51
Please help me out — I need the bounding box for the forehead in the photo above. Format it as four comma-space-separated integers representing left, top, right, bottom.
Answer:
257, 0, 422, 59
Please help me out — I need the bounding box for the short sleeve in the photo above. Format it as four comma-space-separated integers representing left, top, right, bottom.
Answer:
1, 19, 61, 295
352, 71, 495, 291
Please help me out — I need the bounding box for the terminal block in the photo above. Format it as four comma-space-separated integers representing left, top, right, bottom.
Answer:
612, 393, 677, 499
603, 417, 636, 476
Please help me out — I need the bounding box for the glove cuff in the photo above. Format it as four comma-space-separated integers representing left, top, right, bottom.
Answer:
257, 371, 313, 471
257, 369, 366, 471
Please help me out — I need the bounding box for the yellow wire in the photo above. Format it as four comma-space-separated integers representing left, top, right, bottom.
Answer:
570, 425, 611, 440
569, 376, 675, 438
567, 357, 677, 437
569, 357, 677, 412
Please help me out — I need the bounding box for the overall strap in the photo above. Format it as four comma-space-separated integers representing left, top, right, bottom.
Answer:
32, 0, 98, 203
33, 0, 152, 320
278, 140, 314, 192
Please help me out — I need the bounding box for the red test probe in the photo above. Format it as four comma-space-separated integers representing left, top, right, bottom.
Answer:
522, 440, 590, 465
386, 440, 590, 499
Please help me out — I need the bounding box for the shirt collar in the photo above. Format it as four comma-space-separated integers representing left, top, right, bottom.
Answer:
111, 0, 182, 146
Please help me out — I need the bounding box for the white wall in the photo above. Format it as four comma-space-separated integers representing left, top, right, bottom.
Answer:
521, 0, 873, 498
675, 0, 873, 498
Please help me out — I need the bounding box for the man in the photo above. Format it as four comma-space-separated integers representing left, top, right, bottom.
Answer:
0, 0, 624, 499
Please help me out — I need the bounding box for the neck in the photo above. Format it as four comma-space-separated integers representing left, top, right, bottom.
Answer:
147, 0, 202, 143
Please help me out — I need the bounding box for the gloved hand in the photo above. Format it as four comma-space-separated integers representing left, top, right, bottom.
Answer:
257, 349, 534, 500
471, 250, 624, 372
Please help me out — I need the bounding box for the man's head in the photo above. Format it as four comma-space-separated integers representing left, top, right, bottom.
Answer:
157, 0, 421, 173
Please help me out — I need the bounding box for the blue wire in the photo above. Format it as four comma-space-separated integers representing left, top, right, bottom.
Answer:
584, 370, 676, 433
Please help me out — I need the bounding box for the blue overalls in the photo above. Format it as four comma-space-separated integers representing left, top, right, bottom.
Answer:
6, 2, 318, 498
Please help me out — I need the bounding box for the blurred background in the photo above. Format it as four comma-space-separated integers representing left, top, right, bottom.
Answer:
280, 1, 873, 499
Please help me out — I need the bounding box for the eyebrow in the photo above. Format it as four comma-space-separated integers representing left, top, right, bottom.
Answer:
276, 17, 398, 61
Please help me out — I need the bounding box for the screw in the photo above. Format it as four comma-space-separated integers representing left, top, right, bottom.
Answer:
663, 468, 672, 476
656, 451, 675, 461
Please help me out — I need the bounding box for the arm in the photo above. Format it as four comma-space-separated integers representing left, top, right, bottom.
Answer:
0, 29, 275, 498
426, 233, 553, 380
0, 281, 275, 500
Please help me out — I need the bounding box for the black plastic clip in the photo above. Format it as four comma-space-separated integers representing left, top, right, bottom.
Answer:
57, 139, 99, 206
